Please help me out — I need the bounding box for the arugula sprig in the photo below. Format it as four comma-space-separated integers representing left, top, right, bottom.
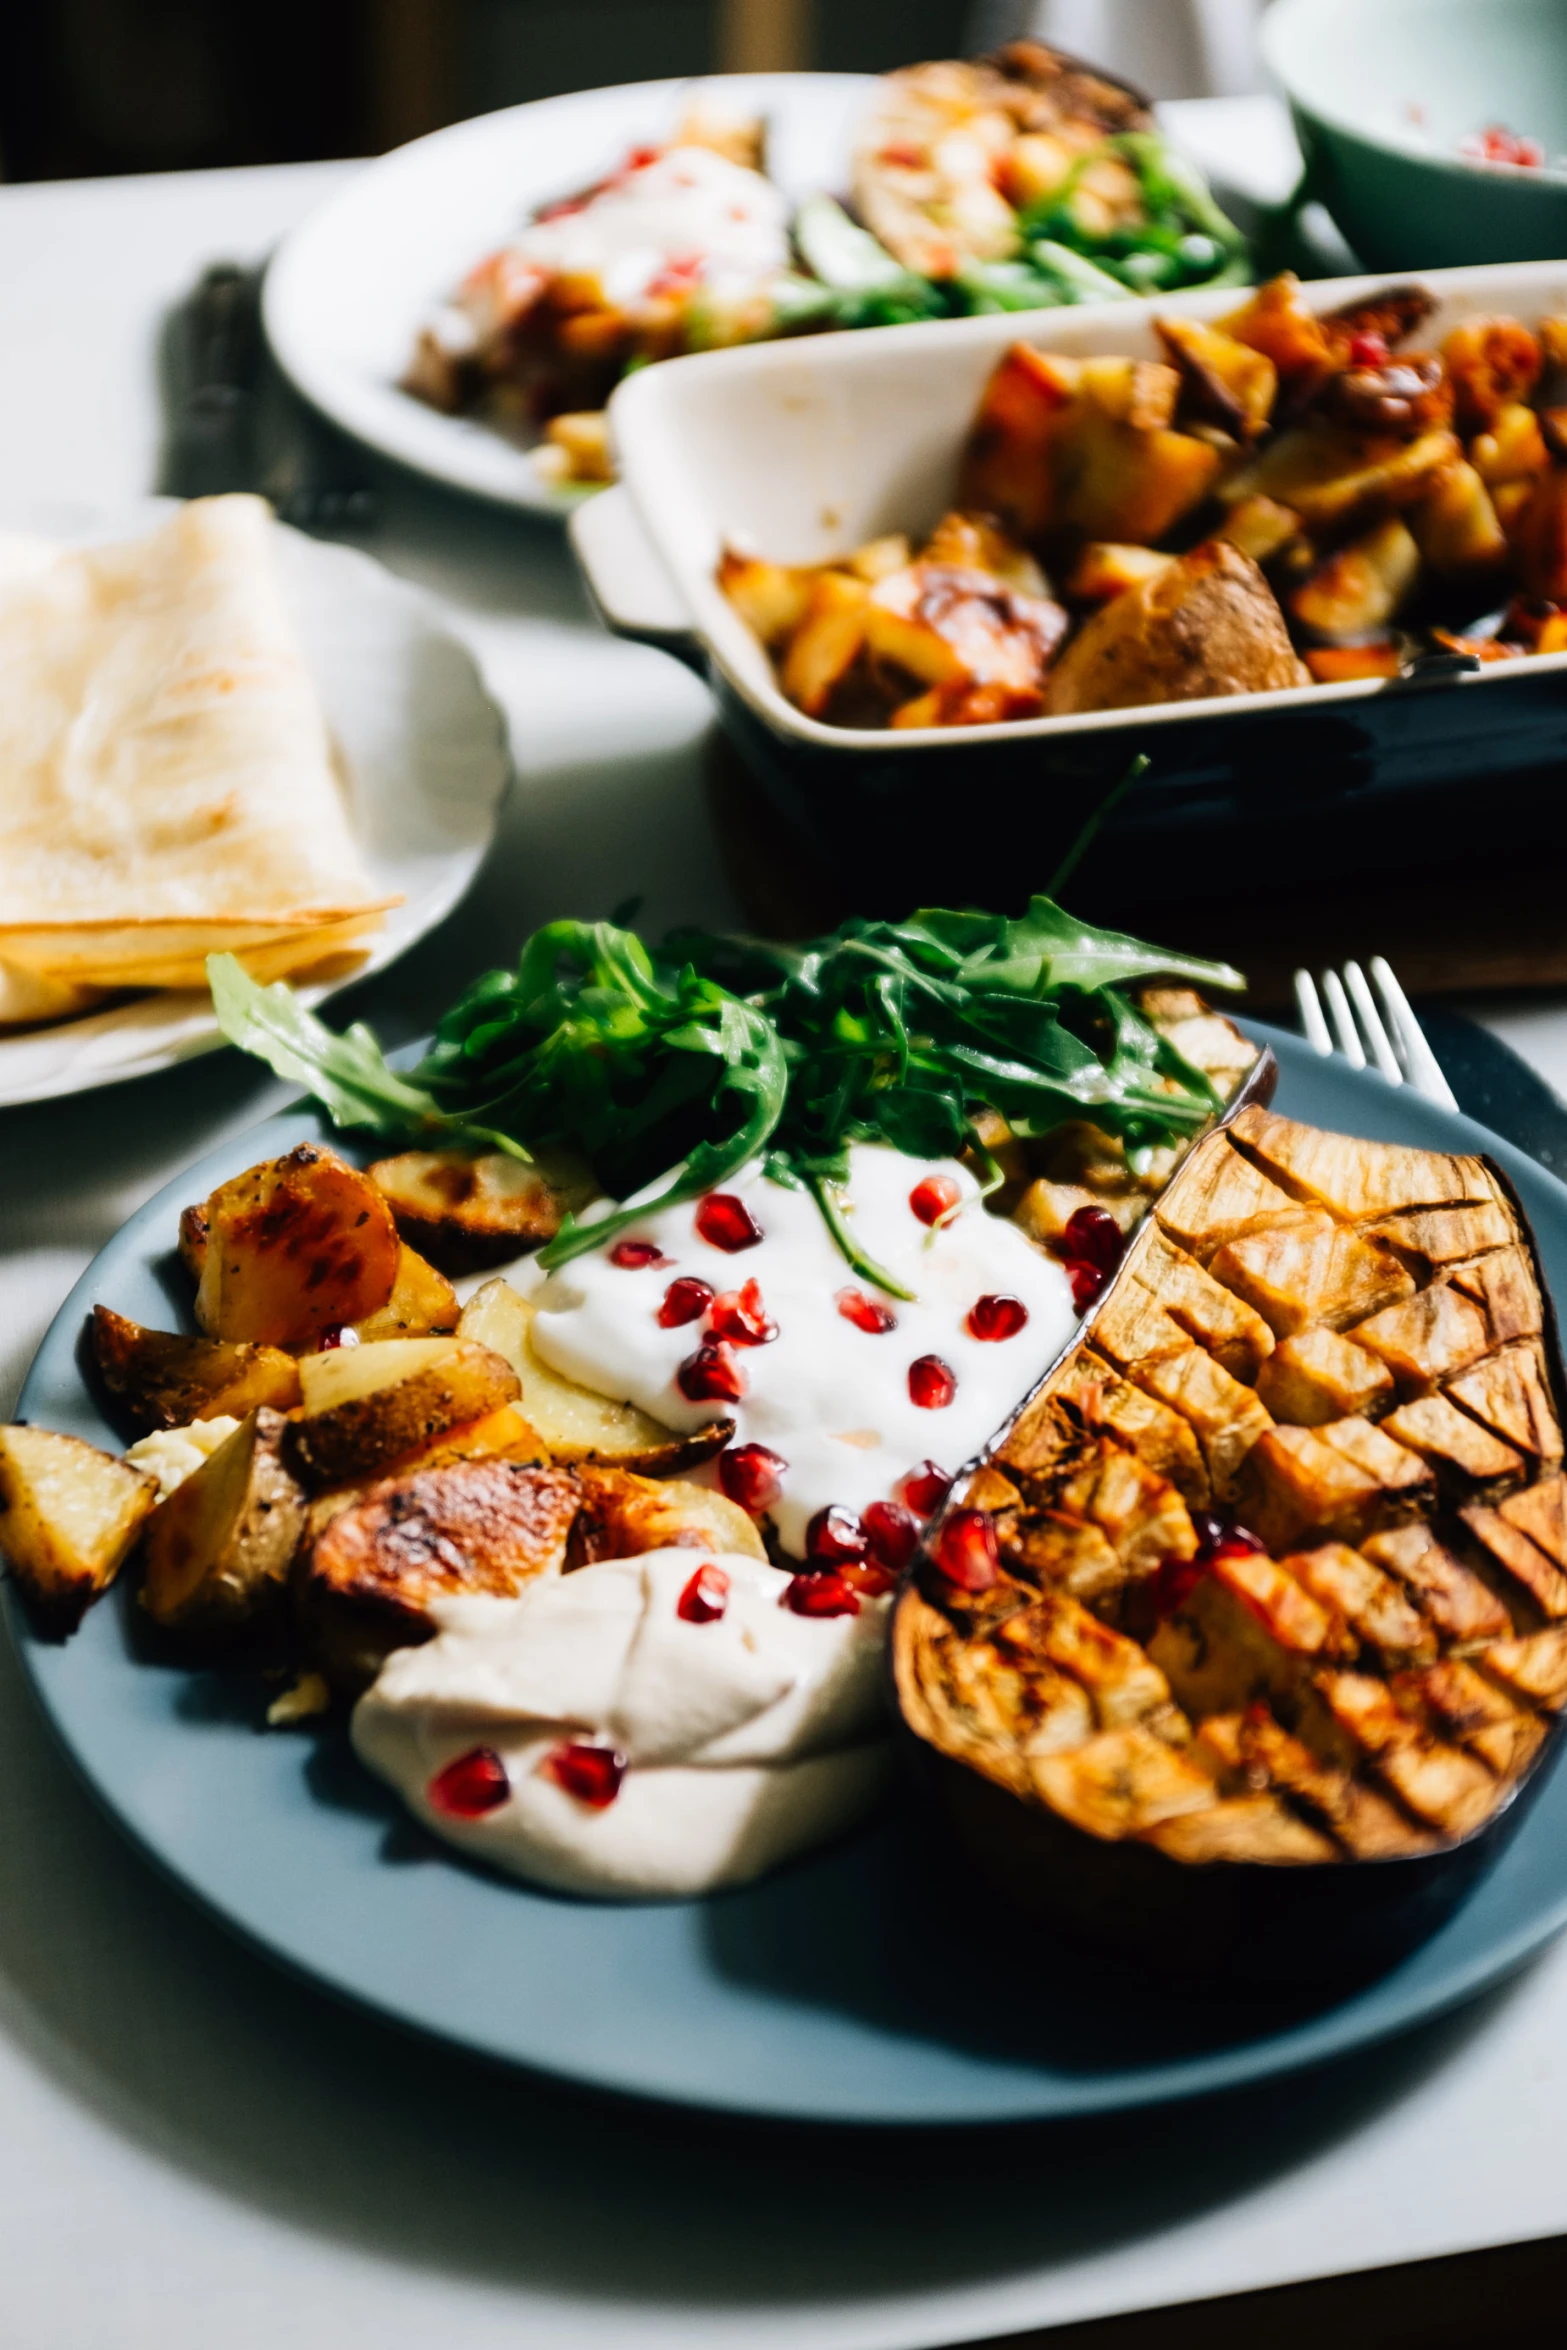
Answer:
208, 899, 1241, 1296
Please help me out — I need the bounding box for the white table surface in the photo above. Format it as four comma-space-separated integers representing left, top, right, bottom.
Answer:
3, 135, 1567, 2350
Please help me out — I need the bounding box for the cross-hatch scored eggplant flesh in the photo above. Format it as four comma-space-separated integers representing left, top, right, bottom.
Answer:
895, 1104, 1567, 1867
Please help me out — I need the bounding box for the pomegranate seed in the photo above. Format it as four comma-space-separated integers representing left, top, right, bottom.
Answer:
1063, 1205, 1123, 1274
902, 1460, 952, 1517
910, 1173, 962, 1227
1069, 1260, 1107, 1312
610, 1238, 669, 1269
1347, 329, 1389, 368
784, 1571, 860, 1618
837, 1286, 898, 1334
935, 1509, 999, 1592
1211, 1526, 1266, 1563
719, 1442, 786, 1513
677, 1562, 730, 1623
842, 1558, 897, 1596
968, 1292, 1029, 1342
709, 1277, 777, 1346
695, 1192, 763, 1252
543, 1742, 627, 1807
678, 1340, 745, 1403
1148, 1554, 1208, 1620
864, 1498, 919, 1572
658, 1275, 713, 1328
427, 1746, 509, 1818
909, 1354, 957, 1409
805, 1503, 869, 1567
319, 1324, 360, 1351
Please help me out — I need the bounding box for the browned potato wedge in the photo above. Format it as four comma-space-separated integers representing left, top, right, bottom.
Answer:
140, 1407, 306, 1642
1064, 543, 1174, 603
1156, 315, 1276, 440
367, 1146, 598, 1276
1506, 462, 1567, 604
1047, 540, 1308, 716
195, 1145, 400, 1349
1442, 316, 1541, 432
300, 1459, 585, 1688
780, 571, 870, 717
1051, 404, 1223, 545
306, 1400, 547, 1539
570, 1465, 767, 1565
920, 513, 1042, 591
1217, 493, 1302, 564
863, 562, 1068, 694
1470, 401, 1549, 487
350, 1244, 459, 1338
1220, 425, 1459, 535
178, 1202, 210, 1286
0, 1424, 156, 1630
1290, 516, 1421, 636
458, 1279, 732, 1472
959, 343, 1081, 541
716, 549, 815, 645
1410, 462, 1508, 580
90, 1304, 302, 1436
286, 1337, 522, 1491
1218, 273, 1335, 392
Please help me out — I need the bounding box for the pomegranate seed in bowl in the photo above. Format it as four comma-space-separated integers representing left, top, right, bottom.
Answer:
836, 1286, 898, 1334
968, 1292, 1028, 1341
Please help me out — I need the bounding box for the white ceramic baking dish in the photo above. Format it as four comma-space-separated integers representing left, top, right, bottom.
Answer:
570, 258, 1567, 908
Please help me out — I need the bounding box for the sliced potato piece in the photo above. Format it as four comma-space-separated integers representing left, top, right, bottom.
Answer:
195, 1145, 400, 1349
139, 1406, 306, 1642
1156, 314, 1277, 440
288, 1337, 521, 1490
1290, 516, 1421, 636
959, 342, 1081, 542
569, 1465, 766, 1564
367, 1146, 599, 1276
780, 571, 870, 718
1410, 461, 1508, 580
718, 549, 825, 644
0, 1424, 156, 1631
91, 1304, 301, 1436
458, 1279, 731, 1472
1064, 543, 1175, 603
1047, 541, 1308, 717
1220, 425, 1459, 535
864, 561, 1067, 694
349, 1243, 458, 1339
301, 1459, 585, 1689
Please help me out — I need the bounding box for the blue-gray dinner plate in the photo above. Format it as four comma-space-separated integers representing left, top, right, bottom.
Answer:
11, 1026, 1567, 2126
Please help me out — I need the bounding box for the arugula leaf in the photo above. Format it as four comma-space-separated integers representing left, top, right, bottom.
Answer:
212, 892, 1244, 1297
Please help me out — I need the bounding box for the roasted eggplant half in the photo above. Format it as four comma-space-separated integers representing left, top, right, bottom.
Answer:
894, 1106, 1567, 1979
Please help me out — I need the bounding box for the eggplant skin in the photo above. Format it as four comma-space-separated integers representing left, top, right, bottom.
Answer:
895, 1110, 1567, 1973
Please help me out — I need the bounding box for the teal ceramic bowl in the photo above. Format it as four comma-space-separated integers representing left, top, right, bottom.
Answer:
1263, 0, 1567, 269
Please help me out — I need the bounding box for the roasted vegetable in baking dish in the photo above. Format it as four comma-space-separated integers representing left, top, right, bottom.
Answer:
894, 1106, 1567, 1968
722, 276, 1567, 728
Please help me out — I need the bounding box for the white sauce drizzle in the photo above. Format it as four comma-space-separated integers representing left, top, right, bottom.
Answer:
510, 145, 790, 311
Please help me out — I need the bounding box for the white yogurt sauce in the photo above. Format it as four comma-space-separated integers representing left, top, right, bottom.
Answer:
504, 1141, 1076, 1558
352, 1549, 892, 1898
511, 145, 790, 311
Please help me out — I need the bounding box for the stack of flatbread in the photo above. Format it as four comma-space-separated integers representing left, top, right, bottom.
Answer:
0, 494, 393, 1027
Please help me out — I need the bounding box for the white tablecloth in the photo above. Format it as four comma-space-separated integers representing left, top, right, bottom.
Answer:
3, 143, 1567, 2350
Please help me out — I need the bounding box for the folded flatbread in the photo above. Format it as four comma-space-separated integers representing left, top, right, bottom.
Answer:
0, 495, 394, 992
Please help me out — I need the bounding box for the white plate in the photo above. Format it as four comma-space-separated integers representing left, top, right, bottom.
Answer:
263, 73, 875, 516
0, 503, 509, 1109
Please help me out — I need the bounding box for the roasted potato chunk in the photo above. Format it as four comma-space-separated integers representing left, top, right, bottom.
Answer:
1442, 316, 1541, 431
1290, 517, 1421, 637
366, 1147, 599, 1276
568, 1465, 767, 1565
287, 1337, 522, 1491
864, 561, 1067, 696
1220, 424, 1459, 535
349, 1244, 458, 1339
458, 1279, 732, 1472
1047, 541, 1308, 716
1156, 315, 1276, 441
301, 1459, 584, 1689
194, 1145, 401, 1350
780, 571, 870, 717
91, 1304, 301, 1436
140, 1407, 306, 1642
0, 1424, 156, 1631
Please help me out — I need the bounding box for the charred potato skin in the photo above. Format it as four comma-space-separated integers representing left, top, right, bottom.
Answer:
0, 1425, 156, 1633
283, 1339, 523, 1492
194, 1145, 402, 1351
90, 1304, 302, 1437
139, 1407, 307, 1646
894, 1080, 1567, 1979
366, 1147, 599, 1277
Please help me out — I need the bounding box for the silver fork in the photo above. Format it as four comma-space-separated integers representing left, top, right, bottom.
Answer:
1293, 958, 1459, 1112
